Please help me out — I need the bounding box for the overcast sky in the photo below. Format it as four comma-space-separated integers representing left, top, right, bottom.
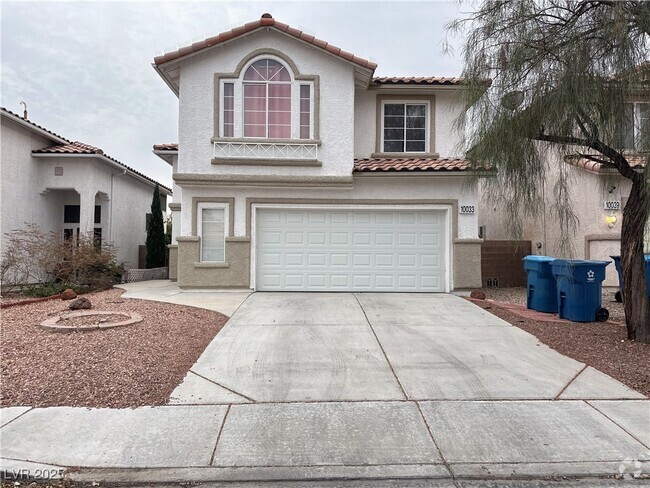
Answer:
1, 1, 469, 190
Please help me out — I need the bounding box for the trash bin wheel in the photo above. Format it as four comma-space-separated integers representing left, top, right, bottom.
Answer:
615, 291, 623, 303
595, 308, 609, 322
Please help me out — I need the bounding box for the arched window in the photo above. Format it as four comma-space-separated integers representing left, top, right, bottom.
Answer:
243, 59, 292, 138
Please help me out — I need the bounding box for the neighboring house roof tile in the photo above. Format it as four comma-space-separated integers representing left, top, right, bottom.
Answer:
33, 141, 172, 194
353, 158, 473, 172
373, 76, 463, 85
1, 107, 71, 143
153, 14, 377, 70
566, 155, 647, 173
153, 143, 179, 151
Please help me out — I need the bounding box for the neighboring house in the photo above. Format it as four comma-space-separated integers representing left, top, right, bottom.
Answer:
1, 107, 172, 272
152, 14, 482, 292
479, 100, 648, 287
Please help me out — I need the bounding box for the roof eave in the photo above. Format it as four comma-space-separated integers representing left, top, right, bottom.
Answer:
153, 149, 178, 165
32, 152, 172, 195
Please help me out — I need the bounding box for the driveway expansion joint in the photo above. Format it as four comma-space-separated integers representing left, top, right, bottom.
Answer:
584, 400, 650, 450
554, 364, 589, 399
188, 370, 257, 403
210, 404, 231, 466
0, 407, 33, 429
352, 293, 408, 401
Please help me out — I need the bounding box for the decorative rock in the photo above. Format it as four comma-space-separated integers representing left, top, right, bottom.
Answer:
60, 289, 77, 300
68, 297, 92, 310
470, 289, 486, 300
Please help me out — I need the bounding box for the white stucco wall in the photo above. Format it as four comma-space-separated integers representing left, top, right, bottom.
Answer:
177, 29, 356, 177
1, 117, 169, 272
353, 87, 464, 159
179, 175, 478, 239
478, 153, 634, 286
1, 117, 59, 239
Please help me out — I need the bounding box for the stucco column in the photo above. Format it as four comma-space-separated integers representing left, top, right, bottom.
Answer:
78, 191, 96, 235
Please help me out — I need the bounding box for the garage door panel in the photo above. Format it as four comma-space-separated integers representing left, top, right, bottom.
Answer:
256, 209, 447, 292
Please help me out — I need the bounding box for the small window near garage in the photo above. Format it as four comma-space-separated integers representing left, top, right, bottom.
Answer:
382, 102, 427, 153
54, 166, 64, 176
198, 204, 228, 262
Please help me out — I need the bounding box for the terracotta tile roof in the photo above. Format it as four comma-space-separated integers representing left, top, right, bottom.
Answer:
33, 142, 172, 194
153, 14, 377, 71
153, 143, 179, 151
566, 154, 647, 173
1, 107, 70, 143
353, 158, 474, 172
34, 141, 104, 155
373, 76, 463, 86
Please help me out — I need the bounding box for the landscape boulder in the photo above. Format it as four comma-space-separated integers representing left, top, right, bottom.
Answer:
60, 289, 77, 300
470, 289, 486, 300
68, 297, 91, 310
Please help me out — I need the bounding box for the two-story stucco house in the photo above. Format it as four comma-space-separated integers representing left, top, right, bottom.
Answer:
153, 14, 482, 292
1, 107, 172, 272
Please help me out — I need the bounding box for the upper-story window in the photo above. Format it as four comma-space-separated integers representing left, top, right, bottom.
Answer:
381, 101, 429, 153
618, 102, 649, 151
219, 56, 314, 140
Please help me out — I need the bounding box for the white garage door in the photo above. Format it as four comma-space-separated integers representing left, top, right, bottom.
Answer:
255, 208, 447, 292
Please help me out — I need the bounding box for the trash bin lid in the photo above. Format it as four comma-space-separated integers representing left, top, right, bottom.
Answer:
523, 255, 555, 262
552, 259, 610, 268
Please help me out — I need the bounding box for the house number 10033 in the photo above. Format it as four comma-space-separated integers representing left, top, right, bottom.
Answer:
460, 205, 475, 214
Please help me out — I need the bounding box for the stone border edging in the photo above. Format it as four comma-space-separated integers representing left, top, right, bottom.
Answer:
40, 311, 143, 332
0, 294, 62, 309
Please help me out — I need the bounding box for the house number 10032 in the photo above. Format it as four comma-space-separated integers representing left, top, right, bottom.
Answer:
460, 205, 475, 214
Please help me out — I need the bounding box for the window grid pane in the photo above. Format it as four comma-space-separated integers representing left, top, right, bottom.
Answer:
201, 208, 225, 262
242, 62, 291, 138
223, 83, 234, 137
300, 85, 311, 139
383, 103, 426, 153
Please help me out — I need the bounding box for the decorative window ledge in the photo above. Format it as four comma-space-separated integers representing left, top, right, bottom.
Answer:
370, 152, 440, 159
213, 140, 319, 161
194, 261, 230, 269
212, 157, 321, 167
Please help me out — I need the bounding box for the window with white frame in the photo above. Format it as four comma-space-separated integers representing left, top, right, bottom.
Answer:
198, 203, 228, 262
220, 57, 313, 140
618, 102, 649, 151
382, 102, 428, 153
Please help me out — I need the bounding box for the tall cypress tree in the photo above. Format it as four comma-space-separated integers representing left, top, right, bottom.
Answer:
146, 184, 167, 268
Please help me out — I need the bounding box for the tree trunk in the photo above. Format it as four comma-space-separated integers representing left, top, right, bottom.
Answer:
620, 178, 650, 343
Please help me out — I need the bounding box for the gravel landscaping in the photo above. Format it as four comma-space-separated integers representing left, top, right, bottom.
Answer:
477, 287, 649, 397
0, 288, 228, 408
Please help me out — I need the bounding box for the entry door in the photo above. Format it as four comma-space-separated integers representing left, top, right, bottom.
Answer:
256, 208, 447, 292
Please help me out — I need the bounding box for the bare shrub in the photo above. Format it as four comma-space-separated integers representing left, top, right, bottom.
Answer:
1, 224, 122, 294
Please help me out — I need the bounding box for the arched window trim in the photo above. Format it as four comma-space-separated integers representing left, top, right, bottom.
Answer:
214, 50, 319, 142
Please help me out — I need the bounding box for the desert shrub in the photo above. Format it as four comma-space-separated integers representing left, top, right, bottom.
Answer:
1, 224, 123, 294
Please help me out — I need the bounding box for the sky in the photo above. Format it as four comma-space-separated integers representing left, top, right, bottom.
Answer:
1, 1, 469, 190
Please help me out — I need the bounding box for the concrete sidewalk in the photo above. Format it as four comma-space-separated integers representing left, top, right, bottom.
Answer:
115, 280, 251, 316
1, 292, 648, 485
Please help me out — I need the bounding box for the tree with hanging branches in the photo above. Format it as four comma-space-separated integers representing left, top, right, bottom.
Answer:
448, 1, 649, 341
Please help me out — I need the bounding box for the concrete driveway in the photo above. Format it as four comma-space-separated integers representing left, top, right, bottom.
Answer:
2, 292, 648, 484
173, 292, 643, 403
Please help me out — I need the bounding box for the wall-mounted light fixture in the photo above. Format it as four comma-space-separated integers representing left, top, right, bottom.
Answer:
606, 212, 618, 228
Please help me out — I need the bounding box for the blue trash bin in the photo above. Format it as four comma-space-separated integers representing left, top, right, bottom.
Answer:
610, 255, 650, 299
523, 255, 557, 313
551, 259, 610, 322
